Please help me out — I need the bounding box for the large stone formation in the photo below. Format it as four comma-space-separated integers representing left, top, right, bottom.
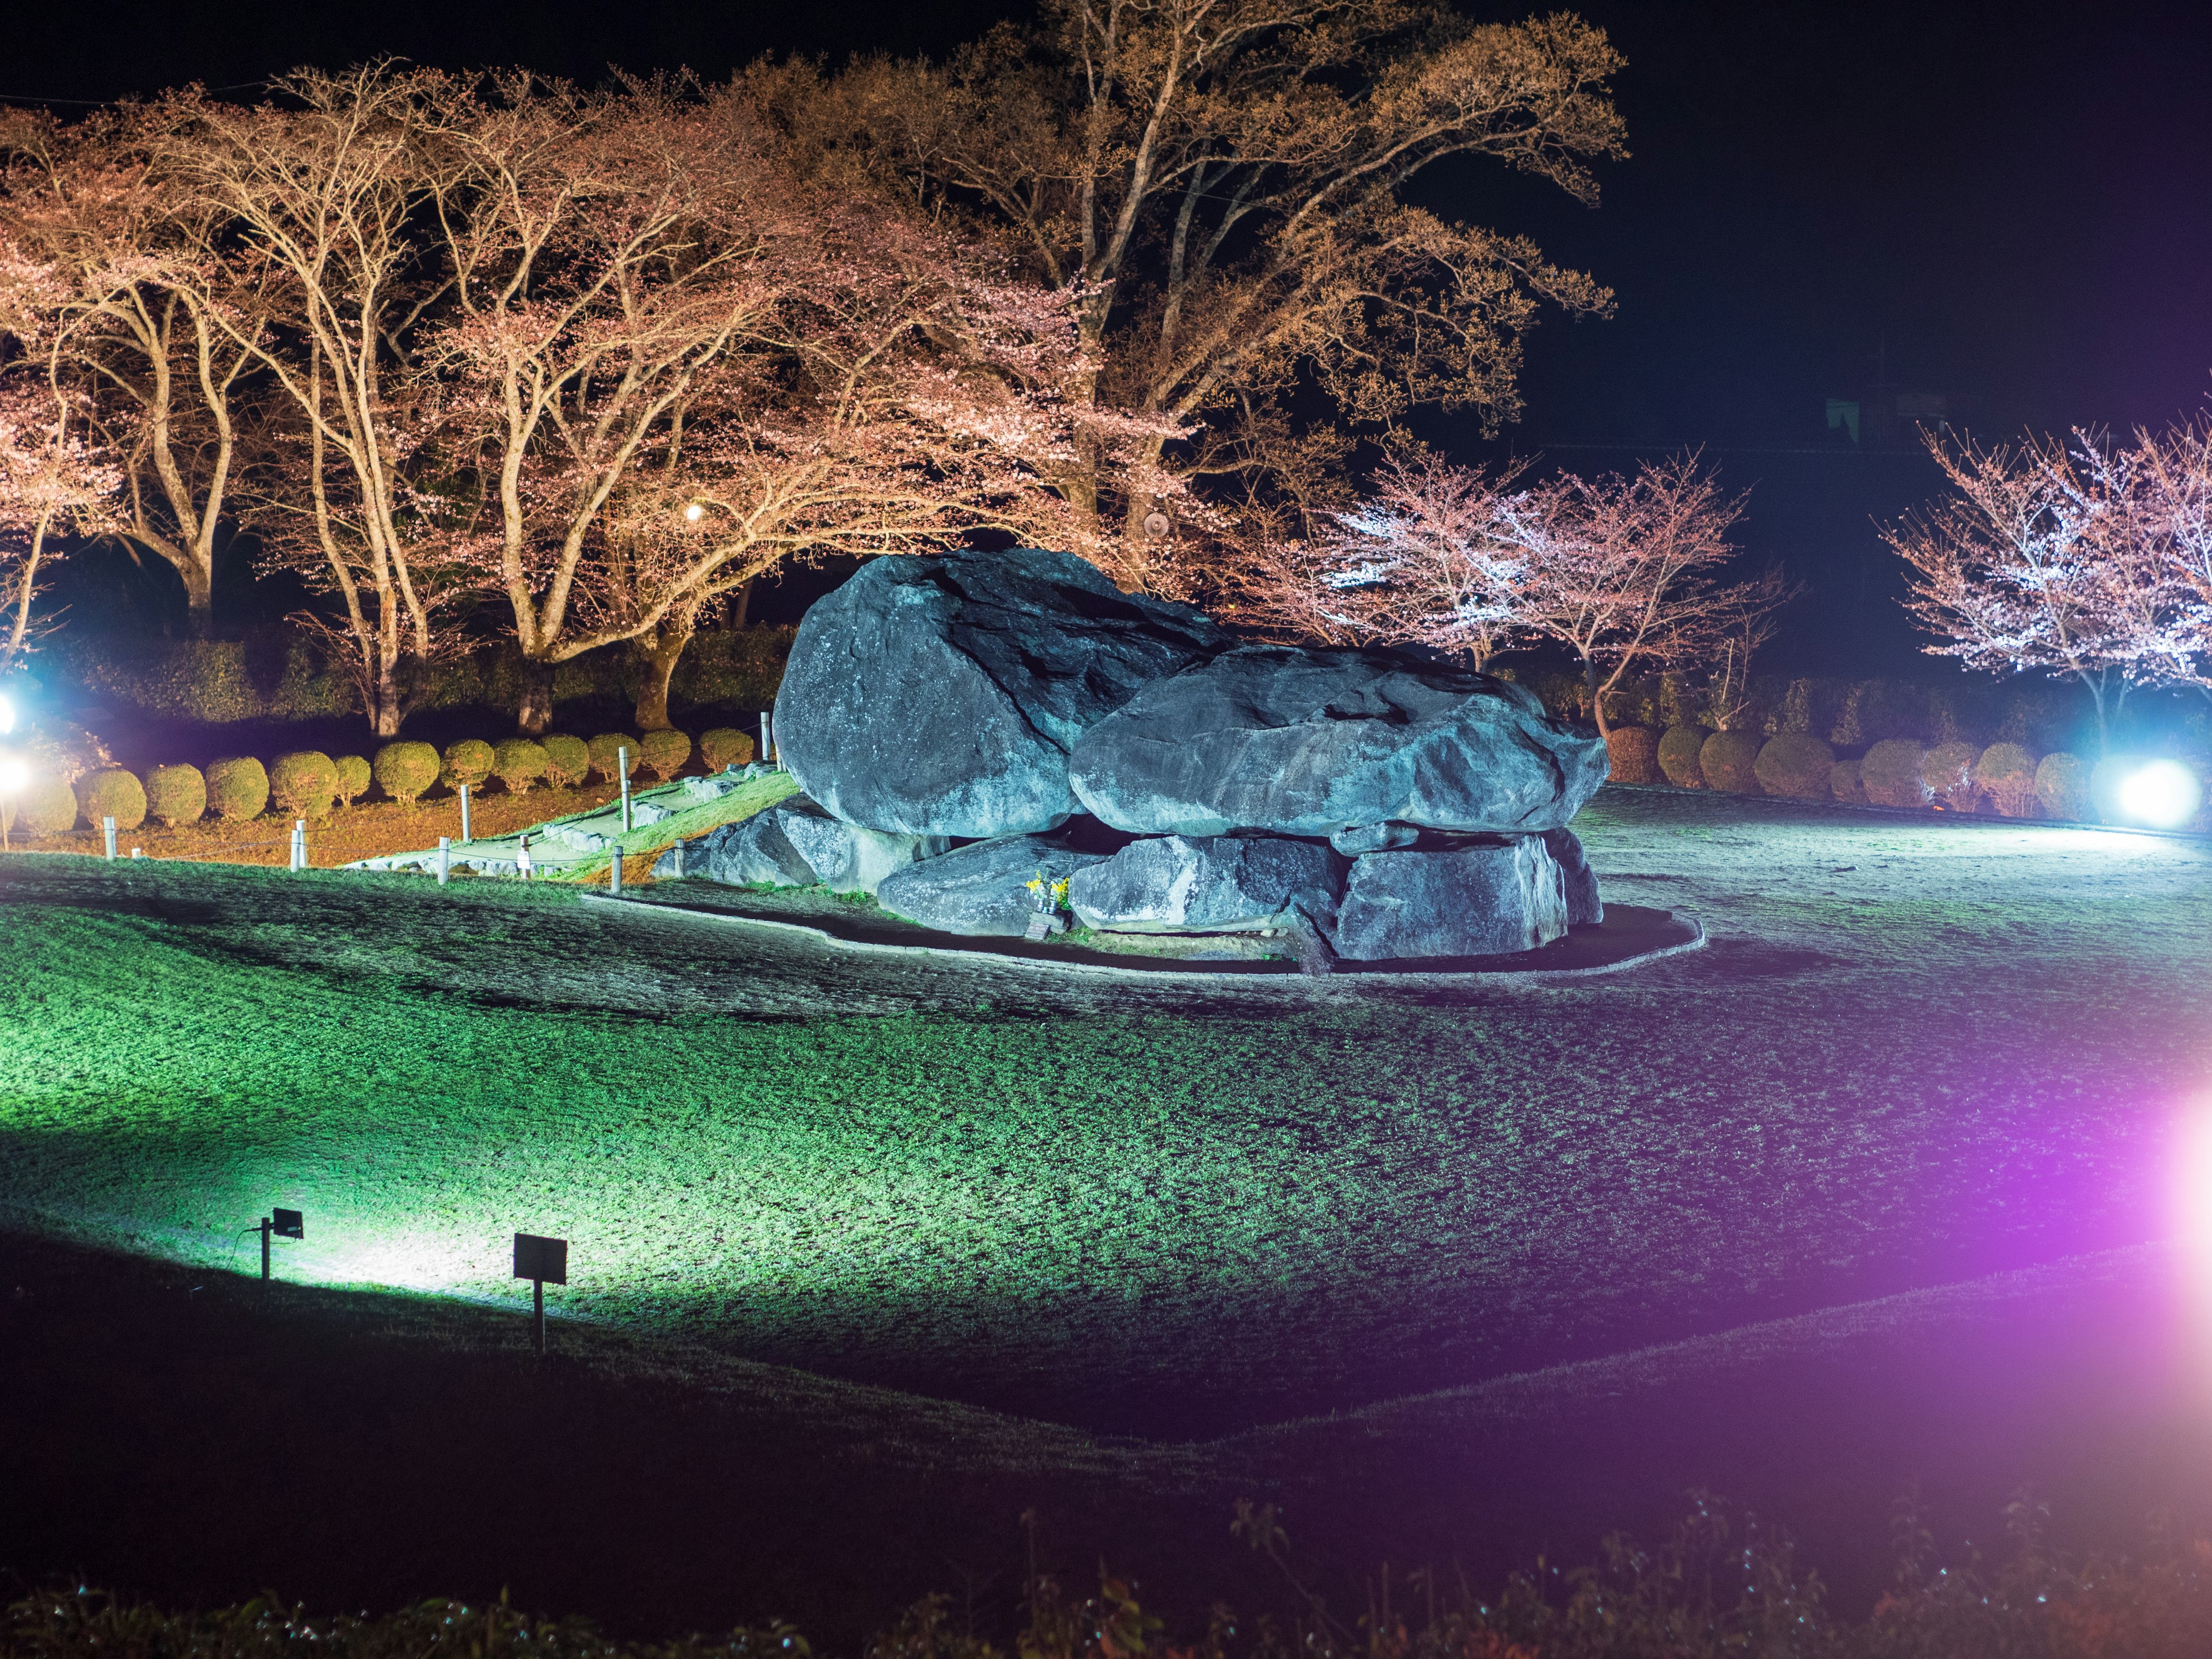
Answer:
1066, 643, 1608, 843
772, 547, 1226, 839
709, 551, 1613, 963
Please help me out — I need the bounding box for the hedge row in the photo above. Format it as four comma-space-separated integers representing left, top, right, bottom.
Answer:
50, 627, 794, 725
17, 727, 756, 835
1607, 724, 2210, 828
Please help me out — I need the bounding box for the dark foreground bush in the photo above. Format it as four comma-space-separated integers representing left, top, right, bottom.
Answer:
206, 756, 270, 821
143, 763, 207, 828
9, 1495, 2210, 1659
1604, 725, 1660, 784
372, 741, 441, 805
1753, 732, 1834, 800
700, 726, 755, 771
1698, 730, 1762, 794
74, 768, 147, 831
1656, 724, 1707, 787
541, 733, 590, 789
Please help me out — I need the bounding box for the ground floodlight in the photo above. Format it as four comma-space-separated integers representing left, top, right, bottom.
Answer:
0, 755, 24, 792
272, 1207, 304, 1238
514, 1232, 569, 1355
2118, 760, 2200, 830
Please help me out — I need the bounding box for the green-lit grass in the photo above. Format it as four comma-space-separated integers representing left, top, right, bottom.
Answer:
3, 790, 2210, 1440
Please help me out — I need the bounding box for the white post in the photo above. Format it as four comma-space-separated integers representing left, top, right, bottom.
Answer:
618, 748, 632, 831
610, 844, 624, 897
103, 816, 118, 860
760, 711, 773, 770
437, 835, 452, 888
292, 819, 306, 872
130, 847, 144, 859
459, 782, 472, 844
672, 839, 685, 880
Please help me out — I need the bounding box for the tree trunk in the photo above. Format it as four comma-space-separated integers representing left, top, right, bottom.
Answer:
1583, 654, 1611, 740
183, 564, 215, 640
372, 653, 407, 738
633, 605, 700, 732
729, 579, 753, 629
516, 657, 556, 736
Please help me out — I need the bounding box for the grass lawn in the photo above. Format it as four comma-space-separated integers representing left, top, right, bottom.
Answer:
3, 787, 2212, 1633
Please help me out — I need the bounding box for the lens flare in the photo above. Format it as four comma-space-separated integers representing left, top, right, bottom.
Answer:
0, 756, 25, 792
2119, 760, 2201, 829
0, 691, 14, 734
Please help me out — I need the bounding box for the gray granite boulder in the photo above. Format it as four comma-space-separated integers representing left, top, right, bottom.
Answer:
874, 834, 1108, 937
774, 548, 1227, 839
1067, 834, 1346, 934
1543, 826, 1603, 926
1067, 644, 1607, 840
1327, 836, 1569, 961
656, 797, 941, 893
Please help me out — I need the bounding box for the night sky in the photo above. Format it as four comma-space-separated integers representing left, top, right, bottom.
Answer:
14, 0, 2209, 669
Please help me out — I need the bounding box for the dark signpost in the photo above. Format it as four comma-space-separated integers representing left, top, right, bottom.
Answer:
259, 1207, 304, 1281
513, 1232, 568, 1354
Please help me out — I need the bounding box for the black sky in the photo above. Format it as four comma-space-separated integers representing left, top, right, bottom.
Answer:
13, 0, 2210, 668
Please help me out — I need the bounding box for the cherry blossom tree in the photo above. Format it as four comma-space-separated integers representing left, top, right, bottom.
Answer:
1885, 431, 2183, 753
0, 108, 262, 638
0, 378, 123, 668
2118, 418, 2212, 696
758, 1, 1626, 592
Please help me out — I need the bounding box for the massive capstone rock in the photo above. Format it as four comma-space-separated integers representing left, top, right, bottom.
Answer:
660, 796, 942, 894
1327, 836, 1570, 961
1067, 834, 1346, 934
1067, 645, 1609, 841
772, 548, 1227, 839
874, 834, 1109, 938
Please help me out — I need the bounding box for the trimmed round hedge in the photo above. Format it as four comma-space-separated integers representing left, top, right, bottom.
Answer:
334, 755, 371, 805
1604, 725, 1661, 785
589, 733, 641, 781
144, 763, 207, 828
373, 741, 441, 805
638, 728, 692, 779
699, 728, 755, 772
1656, 725, 1707, 787
1830, 756, 1866, 805
1974, 743, 2039, 817
14, 772, 78, 835
2035, 752, 2091, 821
270, 751, 338, 820
441, 739, 495, 792
1860, 739, 1930, 809
1698, 730, 1763, 794
1753, 732, 1834, 800
1923, 740, 1979, 810
75, 768, 147, 831
492, 737, 548, 794
206, 756, 270, 821
540, 733, 590, 789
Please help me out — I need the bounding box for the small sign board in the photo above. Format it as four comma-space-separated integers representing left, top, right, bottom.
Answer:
271, 1207, 305, 1239
513, 1232, 568, 1285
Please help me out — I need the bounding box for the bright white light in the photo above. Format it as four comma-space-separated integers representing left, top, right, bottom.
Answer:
0, 756, 25, 793
683, 502, 704, 522
2119, 760, 2202, 829
0, 692, 13, 735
